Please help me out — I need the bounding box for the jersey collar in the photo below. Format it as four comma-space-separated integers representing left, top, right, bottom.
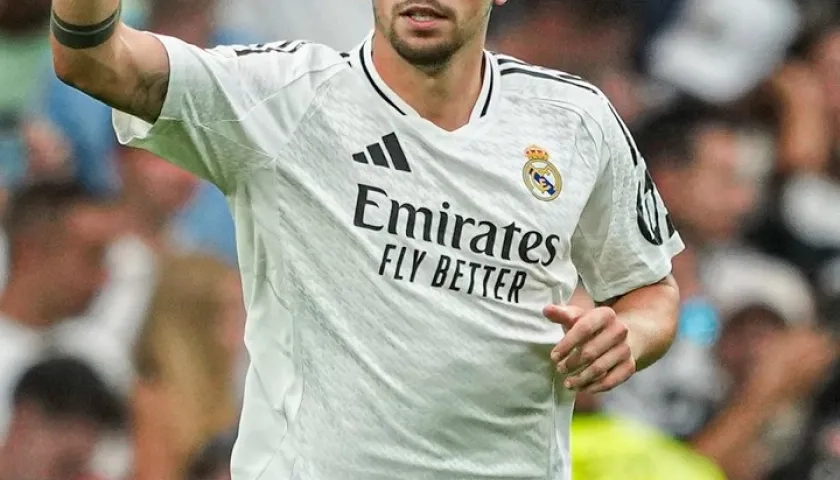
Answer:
352, 33, 499, 123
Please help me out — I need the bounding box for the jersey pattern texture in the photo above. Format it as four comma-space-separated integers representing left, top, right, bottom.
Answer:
113, 33, 684, 480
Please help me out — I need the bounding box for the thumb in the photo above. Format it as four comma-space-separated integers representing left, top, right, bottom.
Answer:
543, 305, 586, 329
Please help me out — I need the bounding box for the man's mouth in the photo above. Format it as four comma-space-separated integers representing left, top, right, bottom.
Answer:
400, 5, 447, 22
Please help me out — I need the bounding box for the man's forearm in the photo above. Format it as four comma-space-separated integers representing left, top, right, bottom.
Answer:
605, 275, 680, 370
52, 0, 120, 25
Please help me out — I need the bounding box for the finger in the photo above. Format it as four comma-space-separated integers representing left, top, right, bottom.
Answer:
556, 347, 582, 375
583, 360, 637, 394
564, 342, 632, 390
550, 310, 610, 363
543, 305, 586, 330
558, 320, 629, 374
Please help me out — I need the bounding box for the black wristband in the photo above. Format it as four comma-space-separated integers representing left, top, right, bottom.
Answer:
51, 4, 122, 50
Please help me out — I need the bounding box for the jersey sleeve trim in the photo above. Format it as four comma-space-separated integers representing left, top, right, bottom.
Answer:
231, 40, 308, 57
494, 54, 599, 96
113, 34, 347, 191
113, 34, 186, 147
579, 234, 684, 303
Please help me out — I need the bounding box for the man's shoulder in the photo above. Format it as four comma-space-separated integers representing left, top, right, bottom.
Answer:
214, 39, 348, 71
206, 40, 352, 101
492, 53, 607, 116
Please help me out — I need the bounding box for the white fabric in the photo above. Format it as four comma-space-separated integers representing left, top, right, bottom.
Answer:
0, 234, 155, 396
702, 247, 817, 326
53, 235, 157, 394
114, 34, 683, 480
782, 172, 840, 248
0, 311, 135, 478
649, 0, 800, 103
0, 235, 154, 476
0, 315, 45, 438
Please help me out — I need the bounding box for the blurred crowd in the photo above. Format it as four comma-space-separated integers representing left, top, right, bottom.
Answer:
0, 0, 839, 479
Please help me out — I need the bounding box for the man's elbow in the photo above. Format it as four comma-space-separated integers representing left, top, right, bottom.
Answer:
50, 27, 126, 94
51, 37, 90, 90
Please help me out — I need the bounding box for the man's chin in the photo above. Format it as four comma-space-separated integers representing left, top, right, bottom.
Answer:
391, 36, 457, 69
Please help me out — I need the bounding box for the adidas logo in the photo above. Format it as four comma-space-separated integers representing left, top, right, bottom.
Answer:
352, 133, 411, 172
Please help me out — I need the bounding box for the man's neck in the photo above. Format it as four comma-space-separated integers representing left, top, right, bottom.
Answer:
121, 197, 170, 251
371, 34, 486, 132
0, 279, 54, 330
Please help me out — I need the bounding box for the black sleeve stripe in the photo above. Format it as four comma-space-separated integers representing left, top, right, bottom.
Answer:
605, 101, 641, 166
495, 56, 524, 67
234, 40, 307, 57
494, 54, 585, 81
494, 53, 597, 94
479, 62, 494, 117
500, 67, 598, 95
492, 52, 640, 167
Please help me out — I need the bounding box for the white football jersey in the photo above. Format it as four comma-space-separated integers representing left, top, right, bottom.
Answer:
114, 33, 684, 480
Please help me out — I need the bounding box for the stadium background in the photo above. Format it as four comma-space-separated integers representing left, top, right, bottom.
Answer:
0, 0, 839, 479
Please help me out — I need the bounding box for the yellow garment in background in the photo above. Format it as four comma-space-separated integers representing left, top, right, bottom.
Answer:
572, 414, 726, 480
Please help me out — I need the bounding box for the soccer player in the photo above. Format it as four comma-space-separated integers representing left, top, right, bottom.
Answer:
51, 1, 684, 479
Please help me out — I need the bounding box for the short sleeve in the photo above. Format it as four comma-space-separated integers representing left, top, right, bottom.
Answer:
113, 35, 344, 192
571, 95, 684, 302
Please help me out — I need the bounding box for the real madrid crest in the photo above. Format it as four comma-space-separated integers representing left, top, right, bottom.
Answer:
522, 145, 562, 201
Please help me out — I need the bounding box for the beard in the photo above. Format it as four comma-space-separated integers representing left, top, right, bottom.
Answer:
376, 0, 489, 71
387, 29, 464, 71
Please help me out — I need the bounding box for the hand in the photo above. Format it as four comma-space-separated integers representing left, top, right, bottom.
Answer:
768, 62, 825, 104
746, 328, 837, 404
545, 305, 636, 393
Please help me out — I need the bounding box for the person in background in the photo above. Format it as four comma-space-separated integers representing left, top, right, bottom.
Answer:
488, 0, 639, 81
0, 357, 124, 480
568, 286, 723, 480
602, 105, 756, 439
0, 0, 51, 116
699, 251, 836, 479
41, 0, 241, 263
748, 21, 840, 295
572, 392, 725, 480
47, 1, 251, 397
487, 0, 646, 124
643, 0, 800, 106
0, 181, 122, 436
217, 0, 371, 51
0, 0, 63, 188
770, 266, 840, 480
601, 101, 836, 479
763, 51, 834, 175
635, 104, 760, 246
132, 254, 245, 480
55, 134, 211, 399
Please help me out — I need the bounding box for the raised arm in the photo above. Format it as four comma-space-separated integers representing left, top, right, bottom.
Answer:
51, 2, 346, 191
51, 0, 169, 123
